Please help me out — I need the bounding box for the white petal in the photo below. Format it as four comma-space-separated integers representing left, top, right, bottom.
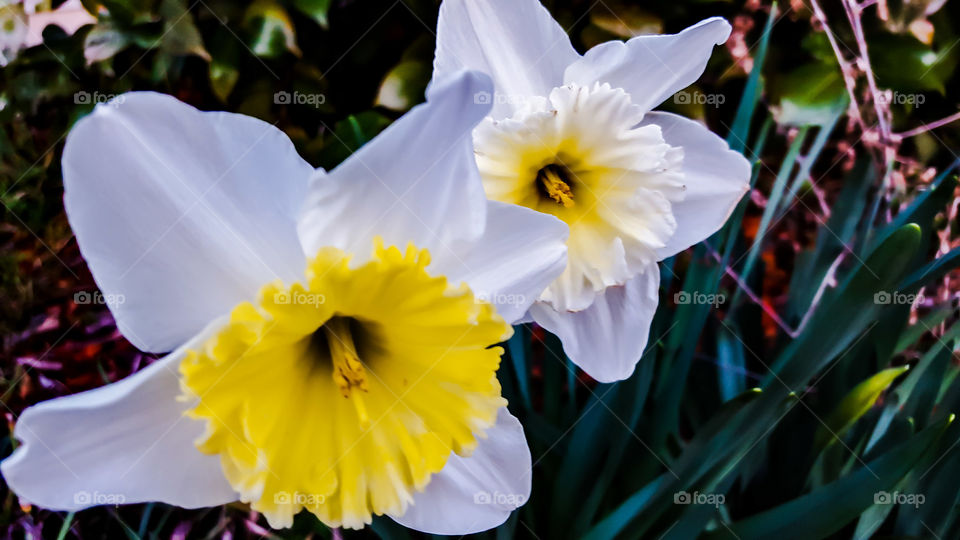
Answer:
431, 200, 568, 324
563, 17, 731, 113
530, 267, 660, 383
390, 408, 531, 535
434, 0, 580, 119
0, 321, 236, 510
643, 112, 751, 258
63, 92, 313, 353
298, 71, 493, 260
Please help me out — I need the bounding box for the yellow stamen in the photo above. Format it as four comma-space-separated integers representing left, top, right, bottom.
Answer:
324, 317, 371, 427
325, 318, 367, 396
537, 165, 575, 207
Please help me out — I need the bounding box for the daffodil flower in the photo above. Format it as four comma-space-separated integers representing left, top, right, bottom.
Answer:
1, 71, 569, 534
432, 0, 751, 382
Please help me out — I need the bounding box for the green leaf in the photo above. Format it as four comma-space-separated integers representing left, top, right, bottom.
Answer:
900, 245, 960, 294
778, 108, 842, 217
893, 305, 955, 355
291, 0, 332, 28
737, 126, 808, 284
853, 500, 895, 539
570, 358, 655, 535
727, 2, 776, 151
552, 385, 623, 529
98, 0, 155, 26
894, 422, 960, 536
374, 60, 430, 112
83, 20, 131, 64
704, 416, 952, 540
768, 223, 922, 387
717, 322, 747, 401
868, 174, 957, 256
244, 0, 300, 58
870, 33, 957, 93
589, 5, 661, 38
506, 326, 532, 411
616, 225, 922, 537
370, 515, 412, 540
814, 365, 910, 451
158, 0, 210, 60
582, 475, 668, 540
786, 156, 874, 321
56, 512, 76, 540
773, 62, 849, 126
317, 110, 392, 169
594, 389, 769, 539
901, 345, 952, 430
209, 58, 239, 102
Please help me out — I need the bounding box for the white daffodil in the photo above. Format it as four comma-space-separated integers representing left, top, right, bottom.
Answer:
432, 0, 752, 382
0, 71, 569, 534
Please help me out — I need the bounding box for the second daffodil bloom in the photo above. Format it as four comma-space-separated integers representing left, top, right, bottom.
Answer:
0, 71, 569, 534
433, 0, 752, 382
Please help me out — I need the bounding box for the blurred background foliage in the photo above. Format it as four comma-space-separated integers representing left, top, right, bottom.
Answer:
2, 0, 960, 538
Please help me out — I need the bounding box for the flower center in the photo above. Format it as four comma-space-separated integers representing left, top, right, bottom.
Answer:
309, 316, 371, 424
536, 163, 575, 207
179, 240, 512, 529
473, 82, 685, 311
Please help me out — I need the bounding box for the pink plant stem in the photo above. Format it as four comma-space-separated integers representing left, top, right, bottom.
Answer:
794, 252, 847, 335
704, 245, 799, 338
808, 0, 868, 134
896, 111, 960, 139
843, 0, 892, 143
705, 244, 845, 339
